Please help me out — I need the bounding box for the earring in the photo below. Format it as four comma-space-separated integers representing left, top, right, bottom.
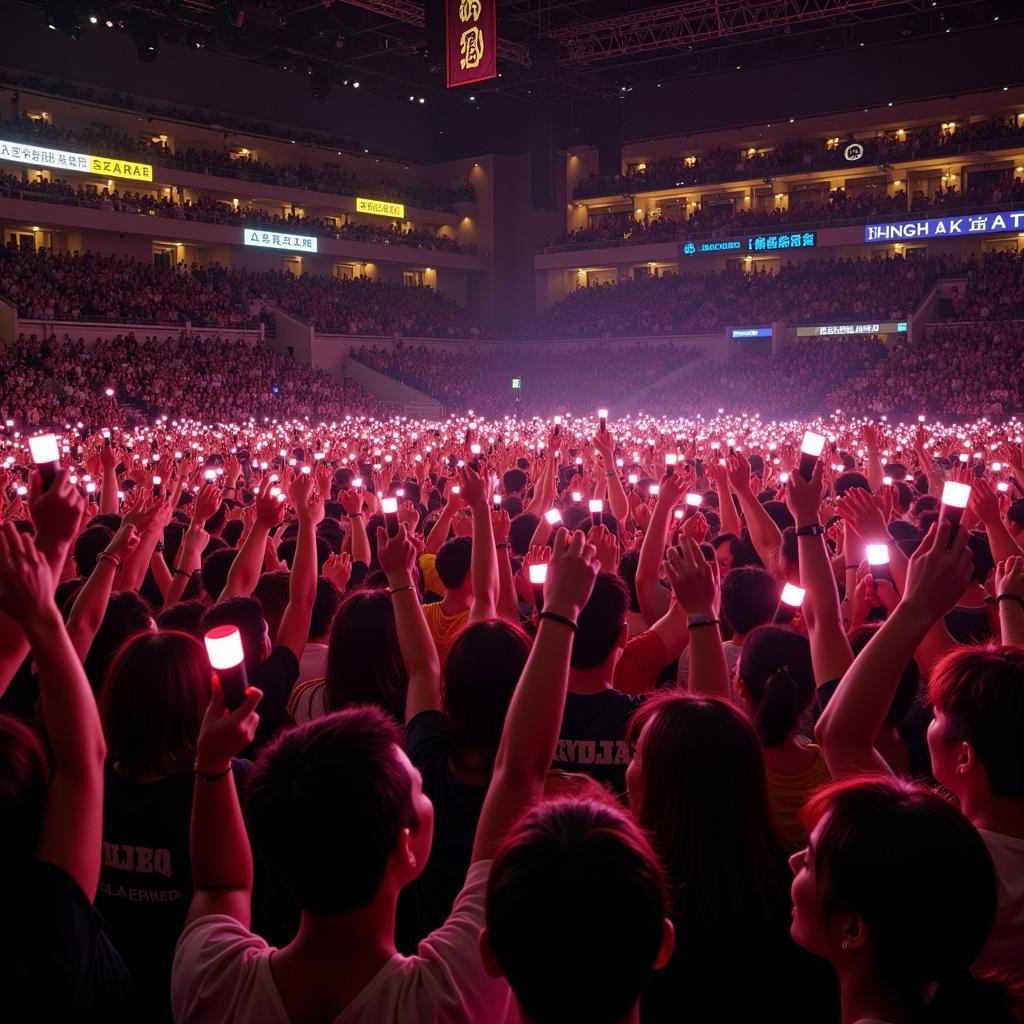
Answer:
841, 940, 849, 951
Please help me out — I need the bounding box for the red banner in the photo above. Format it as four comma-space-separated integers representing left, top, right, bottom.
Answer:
445, 0, 497, 89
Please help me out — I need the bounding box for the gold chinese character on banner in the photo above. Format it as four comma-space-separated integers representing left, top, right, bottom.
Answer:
459, 0, 481, 21
459, 25, 484, 70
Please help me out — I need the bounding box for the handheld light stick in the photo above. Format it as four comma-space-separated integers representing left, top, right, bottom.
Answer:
204, 624, 248, 711
598, 408, 608, 432
866, 543, 891, 582
28, 433, 60, 490
665, 452, 677, 476
381, 496, 399, 538
528, 562, 548, 611
799, 431, 826, 481
544, 508, 563, 526
940, 481, 971, 542
684, 492, 702, 520
589, 498, 603, 529
774, 582, 806, 624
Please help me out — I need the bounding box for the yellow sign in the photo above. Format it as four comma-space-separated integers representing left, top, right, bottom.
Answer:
356, 197, 405, 218
88, 155, 153, 181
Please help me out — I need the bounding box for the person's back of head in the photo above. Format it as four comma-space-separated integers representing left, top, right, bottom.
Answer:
310, 577, 342, 640
252, 571, 291, 641
245, 707, 425, 915
737, 625, 815, 747
155, 598, 207, 638
443, 619, 530, 772
100, 631, 211, 781
572, 571, 629, 671
1007, 498, 1024, 537
201, 597, 268, 673
200, 547, 237, 602
508, 513, 540, 557
627, 692, 786, 930
927, 645, 1024, 802
834, 471, 870, 498
761, 500, 794, 532
503, 468, 528, 495
721, 566, 780, 638
324, 589, 407, 720
436, 536, 473, 593
84, 591, 154, 693
74, 525, 112, 576
795, 775, 1015, 1024
0, 715, 48, 873
484, 798, 672, 1024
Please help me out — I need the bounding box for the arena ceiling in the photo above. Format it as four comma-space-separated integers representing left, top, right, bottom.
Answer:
19, 0, 1024, 108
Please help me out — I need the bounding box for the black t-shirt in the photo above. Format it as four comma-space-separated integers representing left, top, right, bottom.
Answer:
250, 645, 301, 752
554, 689, 644, 794
2, 860, 135, 1024
96, 761, 251, 1021
402, 710, 487, 947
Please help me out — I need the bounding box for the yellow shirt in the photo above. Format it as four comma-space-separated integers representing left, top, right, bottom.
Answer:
765, 743, 831, 849
423, 602, 469, 666
419, 553, 445, 600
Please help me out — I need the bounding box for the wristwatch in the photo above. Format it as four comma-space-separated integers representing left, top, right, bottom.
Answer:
795, 523, 826, 537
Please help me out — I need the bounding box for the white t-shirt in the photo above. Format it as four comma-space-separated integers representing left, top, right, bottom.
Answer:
171, 860, 512, 1024
676, 639, 742, 690
297, 642, 329, 685
975, 829, 1024, 980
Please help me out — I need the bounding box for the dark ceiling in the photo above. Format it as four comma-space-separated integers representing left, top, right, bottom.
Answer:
6, 0, 1024, 163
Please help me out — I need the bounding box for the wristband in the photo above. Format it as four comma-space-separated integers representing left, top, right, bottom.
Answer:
496, 542, 509, 550
349, 511, 363, 518
154, 542, 164, 553
538, 611, 578, 632
389, 584, 416, 597
996, 594, 1024, 611
845, 565, 859, 572
172, 568, 192, 578
687, 618, 721, 629
194, 764, 232, 782
98, 551, 122, 570
606, 469, 617, 477
795, 524, 826, 537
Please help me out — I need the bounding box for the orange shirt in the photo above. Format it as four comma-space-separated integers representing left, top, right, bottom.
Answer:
423, 602, 469, 666
613, 631, 670, 697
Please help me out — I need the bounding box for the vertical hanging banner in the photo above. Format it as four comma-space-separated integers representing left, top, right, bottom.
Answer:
446, 0, 497, 88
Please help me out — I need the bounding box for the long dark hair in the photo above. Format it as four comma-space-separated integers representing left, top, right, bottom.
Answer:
738, 625, 815, 747
628, 693, 788, 932
804, 775, 1019, 1024
442, 619, 530, 772
324, 589, 407, 721
99, 631, 211, 781
0, 715, 48, 871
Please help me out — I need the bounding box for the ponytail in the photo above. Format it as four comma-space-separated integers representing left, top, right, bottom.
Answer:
753, 667, 801, 747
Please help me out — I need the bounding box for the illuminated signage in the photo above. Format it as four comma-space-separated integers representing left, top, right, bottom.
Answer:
446, 0, 497, 88
356, 197, 405, 218
512, 377, 522, 390
0, 139, 153, 181
844, 143, 864, 162
243, 228, 318, 253
747, 231, 816, 252
731, 327, 773, 339
865, 211, 1024, 242
796, 321, 908, 337
681, 239, 743, 255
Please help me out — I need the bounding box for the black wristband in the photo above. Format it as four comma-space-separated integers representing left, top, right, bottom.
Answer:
688, 618, 721, 629
194, 764, 231, 782
172, 568, 191, 578
996, 594, 1024, 611
538, 611, 578, 632
796, 523, 826, 537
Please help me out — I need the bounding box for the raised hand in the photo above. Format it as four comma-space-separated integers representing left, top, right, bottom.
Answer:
969, 477, 1001, 526
29, 469, 85, 551
192, 482, 223, 524
725, 452, 753, 494
901, 520, 973, 624
0, 522, 57, 624
543, 528, 600, 620
106, 522, 141, 561
398, 500, 419, 530
376, 522, 418, 584
457, 462, 492, 509
338, 486, 364, 518
195, 680, 262, 776
323, 550, 353, 592
681, 509, 709, 543
254, 481, 286, 529
491, 507, 511, 545
587, 523, 619, 572
996, 554, 1024, 600
664, 536, 719, 616
784, 457, 826, 526
836, 485, 889, 543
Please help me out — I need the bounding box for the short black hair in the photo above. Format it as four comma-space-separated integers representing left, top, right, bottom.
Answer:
310, 577, 343, 639
834, 471, 871, 498
721, 566, 780, 637
1007, 499, 1024, 531
200, 547, 237, 601
245, 707, 418, 913
487, 799, 667, 1023
572, 572, 629, 670
503, 468, 528, 494
436, 536, 472, 590
74, 526, 112, 576
155, 599, 206, 638
508, 513, 540, 557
